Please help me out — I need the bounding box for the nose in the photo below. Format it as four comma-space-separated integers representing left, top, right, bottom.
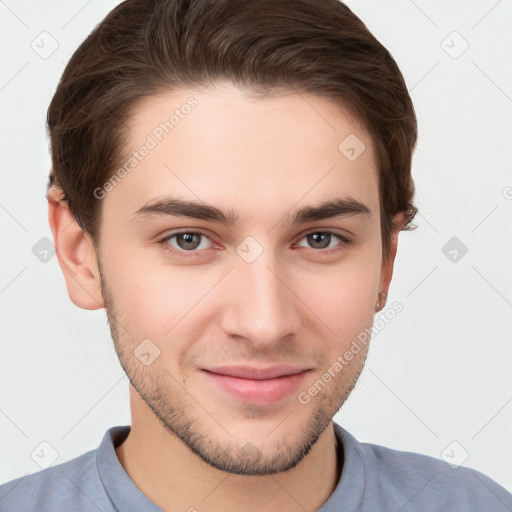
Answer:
219, 248, 301, 349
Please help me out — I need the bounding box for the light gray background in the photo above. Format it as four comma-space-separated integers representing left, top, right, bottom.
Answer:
1, 0, 511, 492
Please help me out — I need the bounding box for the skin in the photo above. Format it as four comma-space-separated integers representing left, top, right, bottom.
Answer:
48, 82, 401, 512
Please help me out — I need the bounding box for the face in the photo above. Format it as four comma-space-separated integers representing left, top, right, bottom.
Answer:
95, 83, 387, 475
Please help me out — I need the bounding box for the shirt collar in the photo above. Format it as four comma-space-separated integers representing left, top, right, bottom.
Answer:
95, 422, 366, 512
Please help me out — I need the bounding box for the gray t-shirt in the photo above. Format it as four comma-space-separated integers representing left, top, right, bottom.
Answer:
1, 422, 510, 511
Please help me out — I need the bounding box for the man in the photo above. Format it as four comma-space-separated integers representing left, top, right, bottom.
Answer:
1, 0, 510, 510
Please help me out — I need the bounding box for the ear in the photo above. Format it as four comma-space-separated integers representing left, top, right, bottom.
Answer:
377, 213, 404, 311
47, 187, 104, 310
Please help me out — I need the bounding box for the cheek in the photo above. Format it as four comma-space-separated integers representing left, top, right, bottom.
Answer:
296, 249, 381, 346
113, 266, 213, 339
99, 239, 211, 340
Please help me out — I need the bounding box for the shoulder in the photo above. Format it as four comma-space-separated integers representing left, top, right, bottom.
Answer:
333, 423, 512, 511
0, 433, 119, 512
364, 442, 512, 507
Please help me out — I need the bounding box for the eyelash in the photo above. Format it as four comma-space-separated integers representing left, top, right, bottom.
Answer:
158, 230, 352, 258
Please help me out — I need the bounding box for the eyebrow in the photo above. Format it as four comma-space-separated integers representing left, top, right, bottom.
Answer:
133, 196, 370, 225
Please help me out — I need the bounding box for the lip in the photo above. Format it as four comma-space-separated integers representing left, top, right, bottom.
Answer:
200, 365, 310, 404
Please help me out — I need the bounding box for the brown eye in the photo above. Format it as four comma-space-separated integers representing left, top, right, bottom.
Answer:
176, 232, 202, 250
297, 231, 347, 251
306, 232, 332, 249
161, 231, 214, 254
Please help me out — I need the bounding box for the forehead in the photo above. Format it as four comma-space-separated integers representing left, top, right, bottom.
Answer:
102, 84, 379, 228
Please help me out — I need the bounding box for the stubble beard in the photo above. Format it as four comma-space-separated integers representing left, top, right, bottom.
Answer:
98, 261, 368, 475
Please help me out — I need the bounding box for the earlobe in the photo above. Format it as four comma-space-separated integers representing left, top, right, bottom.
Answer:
47, 188, 104, 310
375, 291, 388, 312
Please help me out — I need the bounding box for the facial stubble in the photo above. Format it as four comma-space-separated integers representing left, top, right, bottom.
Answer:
96, 256, 368, 475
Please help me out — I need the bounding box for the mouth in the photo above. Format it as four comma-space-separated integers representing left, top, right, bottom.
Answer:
200, 365, 311, 404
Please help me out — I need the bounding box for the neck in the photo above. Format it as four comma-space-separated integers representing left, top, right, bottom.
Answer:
115, 391, 341, 512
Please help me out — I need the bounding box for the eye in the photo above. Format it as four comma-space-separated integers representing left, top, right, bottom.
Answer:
295, 231, 350, 252
160, 231, 214, 256
158, 229, 351, 258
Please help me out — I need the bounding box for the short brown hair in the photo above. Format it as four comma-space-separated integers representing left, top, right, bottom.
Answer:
47, 0, 417, 253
